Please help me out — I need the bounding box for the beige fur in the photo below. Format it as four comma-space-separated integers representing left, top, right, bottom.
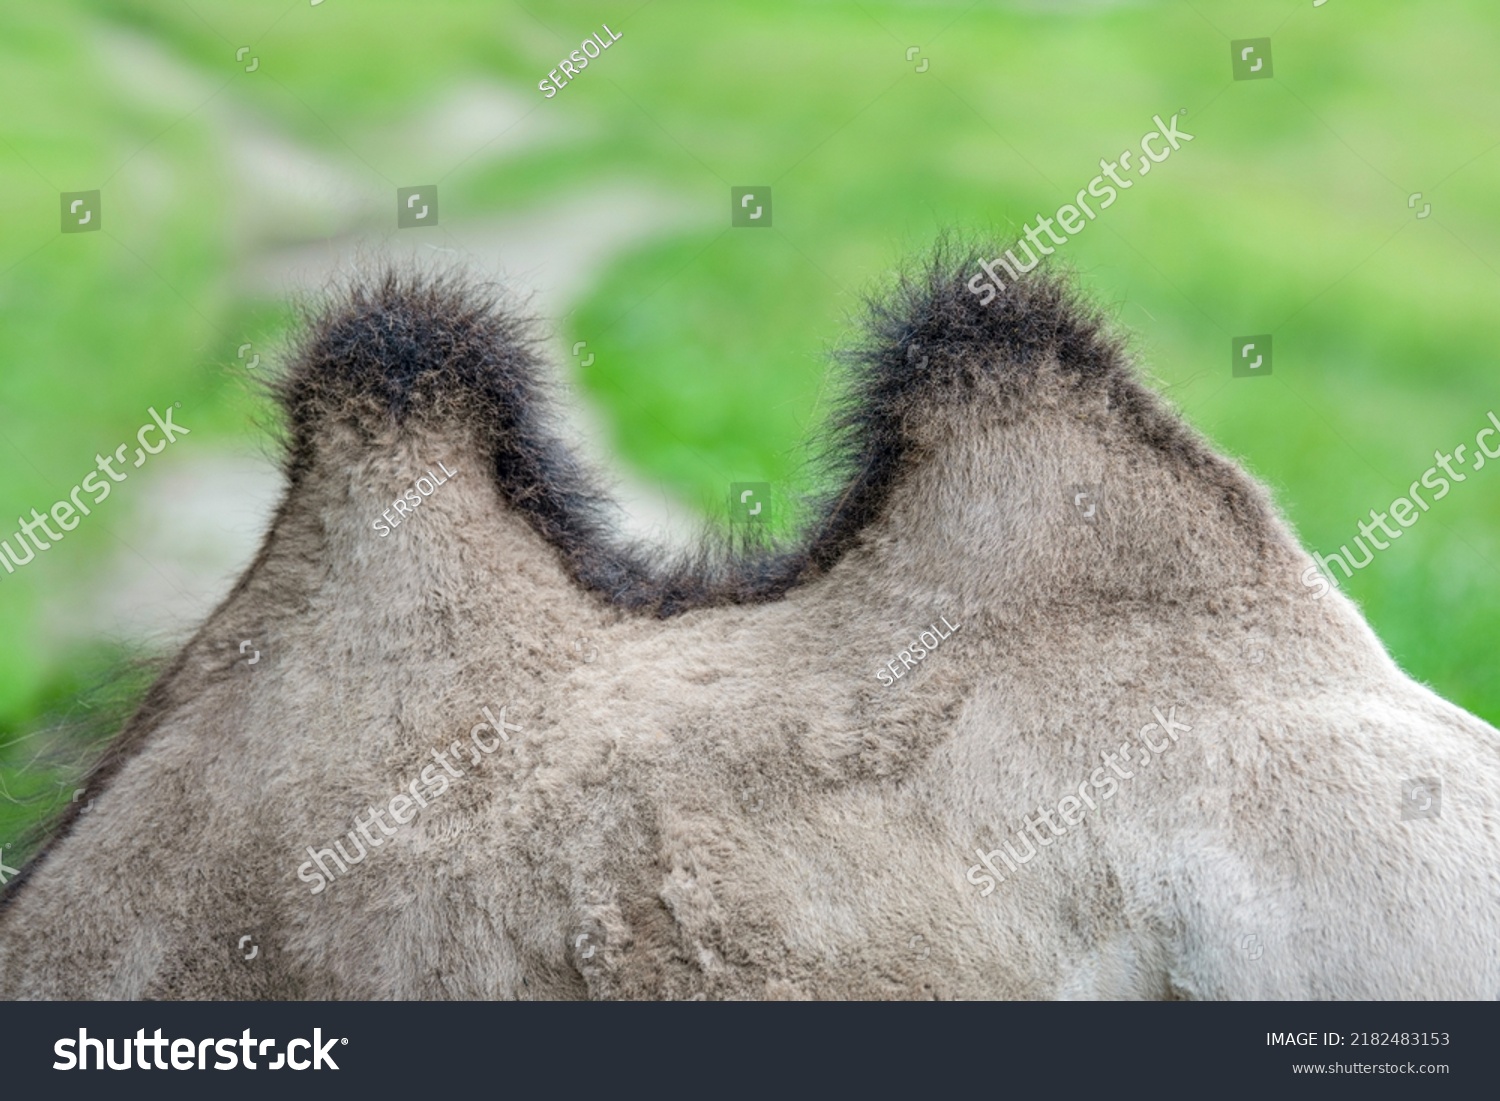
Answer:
1, 260, 1495, 1000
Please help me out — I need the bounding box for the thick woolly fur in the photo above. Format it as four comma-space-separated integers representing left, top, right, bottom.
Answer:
1, 251, 1496, 999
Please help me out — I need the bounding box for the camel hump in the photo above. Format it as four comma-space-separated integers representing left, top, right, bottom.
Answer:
273, 268, 809, 616
273, 268, 646, 589
799, 245, 1285, 583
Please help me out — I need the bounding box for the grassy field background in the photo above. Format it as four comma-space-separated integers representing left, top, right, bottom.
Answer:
2, 0, 1497, 854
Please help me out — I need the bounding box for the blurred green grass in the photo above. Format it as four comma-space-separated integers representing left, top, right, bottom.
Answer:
2, 0, 1498, 850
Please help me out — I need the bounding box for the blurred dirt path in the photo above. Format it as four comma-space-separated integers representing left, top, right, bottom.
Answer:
79, 31, 713, 646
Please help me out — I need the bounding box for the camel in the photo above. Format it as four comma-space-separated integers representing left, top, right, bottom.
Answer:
1, 249, 1496, 999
